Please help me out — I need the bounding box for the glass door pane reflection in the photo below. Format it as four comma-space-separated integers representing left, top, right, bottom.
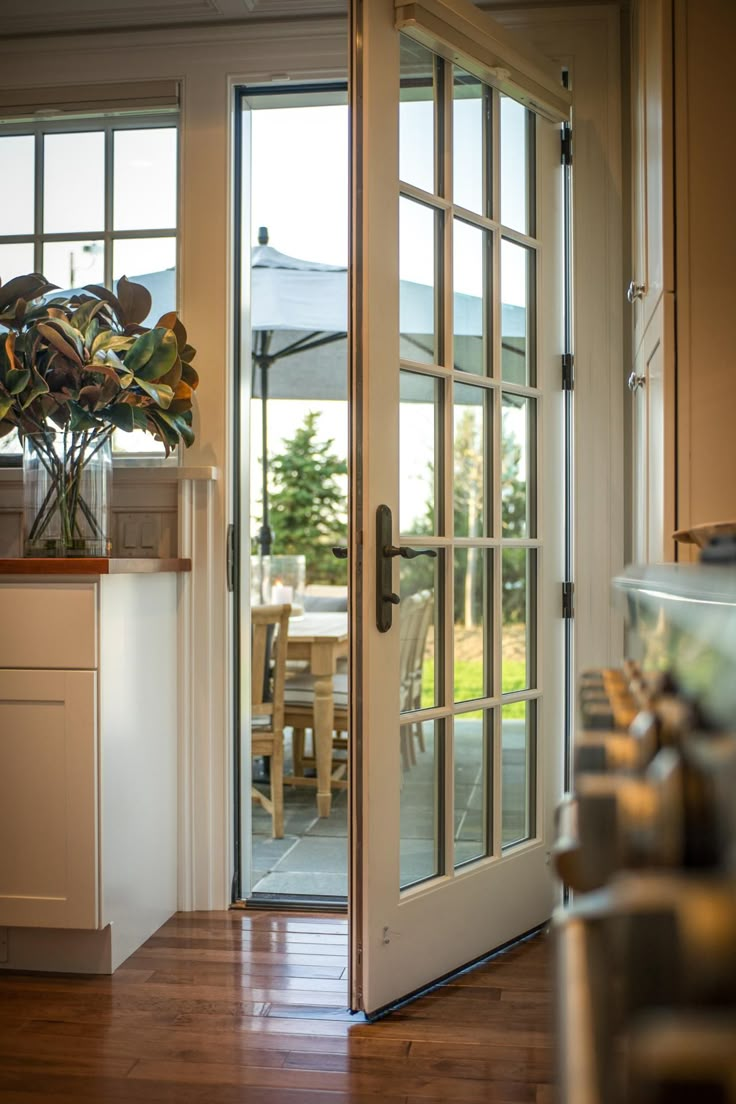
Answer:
400, 37, 435, 194
454, 548, 491, 703
400, 370, 440, 535
502, 547, 535, 694
400, 552, 442, 712
502, 700, 535, 848
454, 709, 490, 867
400, 718, 442, 889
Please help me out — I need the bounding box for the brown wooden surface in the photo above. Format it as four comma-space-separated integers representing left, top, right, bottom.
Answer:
0, 557, 191, 575
0, 911, 554, 1102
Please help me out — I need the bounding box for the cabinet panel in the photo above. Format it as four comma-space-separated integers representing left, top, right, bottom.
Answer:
0, 583, 96, 669
0, 669, 98, 929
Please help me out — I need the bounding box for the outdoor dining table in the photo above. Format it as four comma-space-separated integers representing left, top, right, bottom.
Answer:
285, 610, 348, 817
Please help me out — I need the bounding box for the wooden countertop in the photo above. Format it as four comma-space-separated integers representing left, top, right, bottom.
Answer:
0, 558, 191, 575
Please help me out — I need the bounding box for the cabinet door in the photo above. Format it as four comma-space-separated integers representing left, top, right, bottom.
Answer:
0, 670, 98, 929
631, 0, 674, 351
632, 294, 676, 563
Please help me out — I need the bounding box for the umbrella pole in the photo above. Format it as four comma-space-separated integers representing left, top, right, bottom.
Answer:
257, 355, 273, 568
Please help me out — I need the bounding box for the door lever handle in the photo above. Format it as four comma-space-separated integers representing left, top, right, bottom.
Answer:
384, 545, 438, 559
332, 546, 348, 559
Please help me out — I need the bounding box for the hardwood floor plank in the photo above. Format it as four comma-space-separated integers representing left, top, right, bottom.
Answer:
0, 913, 554, 1102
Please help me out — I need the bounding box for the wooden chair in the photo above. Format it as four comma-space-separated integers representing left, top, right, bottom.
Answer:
283, 675, 349, 793
251, 603, 291, 838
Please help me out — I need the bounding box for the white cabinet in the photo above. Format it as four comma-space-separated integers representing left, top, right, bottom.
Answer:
0, 568, 181, 973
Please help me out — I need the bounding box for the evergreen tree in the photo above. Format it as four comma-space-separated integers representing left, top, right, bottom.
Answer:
266, 411, 348, 584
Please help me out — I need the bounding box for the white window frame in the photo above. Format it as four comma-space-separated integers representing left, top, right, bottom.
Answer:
0, 111, 180, 459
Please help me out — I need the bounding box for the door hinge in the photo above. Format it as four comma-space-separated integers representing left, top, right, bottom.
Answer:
226, 523, 235, 593
562, 352, 574, 391
561, 125, 572, 166
562, 580, 574, 620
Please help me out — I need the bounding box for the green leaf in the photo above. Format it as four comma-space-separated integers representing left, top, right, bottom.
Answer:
158, 409, 195, 447
5, 367, 30, 395
0, 274, 58, 313
104, 403, 147, 432
134, 329, 178, 381
123, 329, 158, 375
67, 402, 98, 431
134, 376, 174, 409
83, 284, 125, 325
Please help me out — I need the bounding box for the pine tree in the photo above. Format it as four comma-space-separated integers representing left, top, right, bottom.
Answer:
266, 411, 348, 584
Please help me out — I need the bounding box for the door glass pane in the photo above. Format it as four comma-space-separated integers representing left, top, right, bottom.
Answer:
0, 135, 34, 236
454, 548, 491, 703
400, 370, 439, 535
400, 718, 442, 889
114, 128, 177, 231
502, 700, 535, 848
454, 709, 489, 867
501, 239, 534, 385
0, 242, 34, 284
502, 394, 533, 538
400, 551, 442, 712
453, 68, 484, 215
113, 238, 176, 325
454, 383, 488, 538
453, 220, 487, 376
502, 547, 535, 693
500, 97, 533, 235
400, 38, 435, 194
43, 240, 104, 289
400, 197, 437, 365
44, 132, 104, 233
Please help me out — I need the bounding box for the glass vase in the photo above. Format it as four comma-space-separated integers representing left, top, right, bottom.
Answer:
23, 428, 112, 557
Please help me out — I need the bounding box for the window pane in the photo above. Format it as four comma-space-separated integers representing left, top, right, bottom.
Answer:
400, 370, 439, 536
400, 718, 442, 889
113, 238, 176, 325
0, 242, 34, 285
502, 700, 535, 848
0, 136, 34, 236
453, 68, 484, 215
400, 550, 442, 712
454, 709, 490, 867
43, 240, 104, 290
400, 37, 435, 194
400, 197, 437, 364
453, 220, 487, 376
500, 96, 533, 235
44, 132, 104, 233
502, 547, 535, 694
454, 548, 491, 703
114, 128, 177, 231
454, 383, 488, 537
501, 239, 534, 385
502, 394, 534, 538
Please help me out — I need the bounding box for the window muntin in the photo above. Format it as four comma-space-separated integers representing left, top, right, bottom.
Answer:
0, 115, 178, 459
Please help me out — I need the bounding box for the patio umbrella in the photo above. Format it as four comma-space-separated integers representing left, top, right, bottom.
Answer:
129, 245, 527, 557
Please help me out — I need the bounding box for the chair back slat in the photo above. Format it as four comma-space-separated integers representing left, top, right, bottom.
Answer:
251, 604, 291, 726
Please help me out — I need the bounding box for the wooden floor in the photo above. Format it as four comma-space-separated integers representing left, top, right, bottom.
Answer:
0, 912, 554, 1102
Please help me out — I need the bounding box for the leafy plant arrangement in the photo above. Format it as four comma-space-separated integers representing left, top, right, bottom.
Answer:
0, 272, 198, 555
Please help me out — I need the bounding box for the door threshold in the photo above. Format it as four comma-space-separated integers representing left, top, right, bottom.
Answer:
233, 893, 348, 913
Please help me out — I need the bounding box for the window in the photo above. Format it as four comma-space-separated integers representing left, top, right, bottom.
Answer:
0, 115, 178, 458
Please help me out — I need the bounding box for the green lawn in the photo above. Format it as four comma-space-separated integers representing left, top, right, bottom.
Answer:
421, 659, 529, 718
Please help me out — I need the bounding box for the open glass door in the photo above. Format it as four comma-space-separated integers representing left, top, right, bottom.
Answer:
349, 0, 571, 1014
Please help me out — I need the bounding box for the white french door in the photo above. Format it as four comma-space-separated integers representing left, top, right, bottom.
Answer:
349, 0, 571, 1015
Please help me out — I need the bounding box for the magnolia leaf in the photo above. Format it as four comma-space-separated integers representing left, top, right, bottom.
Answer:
83, 284, 126, 325
90, 330, 131, 357
134, 376, 174, 409
37, 322, 84, 368
158, 409, 195, 448
123, 328, 158, 375
105, 403, 143, 432
0, 393, 13, 421
0, 273, 58, 313
134, 329, 178, 382
5, 367, 30, 395
158, 356, 182, 391
146, 411, 179, 456
67, 401, 98, 431
117, 276, 152, 326
78, 384, 106, 410
180, 360, 199, 389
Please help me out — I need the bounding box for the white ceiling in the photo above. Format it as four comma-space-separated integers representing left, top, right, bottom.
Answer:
1, 0, 348, 37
